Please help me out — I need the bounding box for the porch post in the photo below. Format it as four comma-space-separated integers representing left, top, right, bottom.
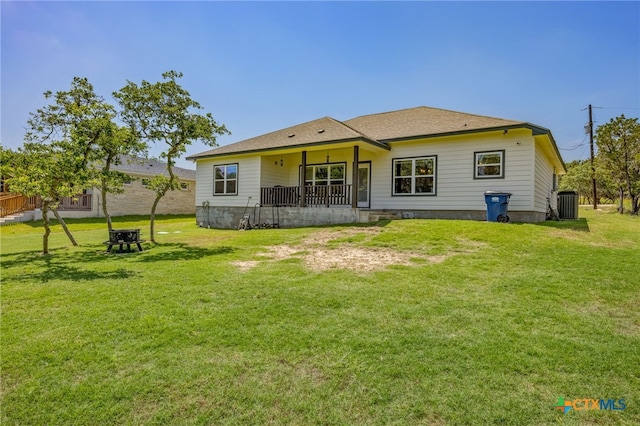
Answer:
300, 151, 307, 207
352, 145, 359, 208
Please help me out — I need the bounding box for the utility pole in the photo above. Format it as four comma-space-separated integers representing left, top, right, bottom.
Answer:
588, 104, 597, 210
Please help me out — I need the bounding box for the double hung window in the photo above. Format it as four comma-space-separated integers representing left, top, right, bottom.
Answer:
214, 164, 238, 195
304, 163, 345, 186
392, 156, 436, 195
474, 151, 504, 179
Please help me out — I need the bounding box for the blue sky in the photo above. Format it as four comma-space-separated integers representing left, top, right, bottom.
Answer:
2, 1, 639, 169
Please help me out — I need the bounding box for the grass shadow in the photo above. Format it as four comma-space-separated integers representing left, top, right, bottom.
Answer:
16, 214, 194, 229
535, 218, 590, 232
1, 251, 138, 284
135, 243, 234, 262
0, 246, 124, 269
34, 265, 137, 284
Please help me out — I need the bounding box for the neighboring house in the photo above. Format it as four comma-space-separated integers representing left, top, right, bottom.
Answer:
186, 106, 566, 228
91, 155, 196, 218
0, 156, 196, 223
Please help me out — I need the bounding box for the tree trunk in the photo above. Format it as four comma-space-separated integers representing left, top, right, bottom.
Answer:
149, 194, 162, 243
42, 202, 51, 255
51, 208, 78, 246
632, 194, 639, 215
619, 187, 625, 214
101, 160, 114, 232
101, 182, 113, 232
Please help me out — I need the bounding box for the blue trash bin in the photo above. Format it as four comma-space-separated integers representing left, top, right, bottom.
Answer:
484, 191, 512, 222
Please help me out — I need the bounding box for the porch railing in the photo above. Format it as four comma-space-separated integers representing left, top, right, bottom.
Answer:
58, 194, 92, 211
260, 184, 352, 207
260, 186, 300, 206
0, 193, 92, 217
0, 194, 40, 218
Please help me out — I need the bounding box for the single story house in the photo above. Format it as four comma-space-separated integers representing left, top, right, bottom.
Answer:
186, 106, 566, 228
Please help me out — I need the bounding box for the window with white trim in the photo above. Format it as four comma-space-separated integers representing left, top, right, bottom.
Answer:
214, 164, 238, 195
392, 156, 436, 195
304, 163, 345, 186
179, 182, 190, 191
474, 150, 504, 179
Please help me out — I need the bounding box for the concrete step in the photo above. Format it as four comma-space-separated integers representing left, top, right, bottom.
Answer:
359, 210, 402, 222
0, 211, 33, 226
376, 213, 402, 220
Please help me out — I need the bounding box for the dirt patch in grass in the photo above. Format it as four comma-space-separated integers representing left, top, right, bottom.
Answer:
230, 260, 261, 272
265, 245, 416, 273
236, 227, 483, 273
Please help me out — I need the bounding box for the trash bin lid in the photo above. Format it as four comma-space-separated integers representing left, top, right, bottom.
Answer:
484, 191, 512, 196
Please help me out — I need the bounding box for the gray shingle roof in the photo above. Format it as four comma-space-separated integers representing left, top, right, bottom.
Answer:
344, 106, 524, 141
113, 155, 196, 180
186, 106, 531, 159
187, 116, 387, 160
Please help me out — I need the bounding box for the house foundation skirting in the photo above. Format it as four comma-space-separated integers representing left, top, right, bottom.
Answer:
196, 206, 546, 229
387, 209, 546, 223
196, 206, 359, 229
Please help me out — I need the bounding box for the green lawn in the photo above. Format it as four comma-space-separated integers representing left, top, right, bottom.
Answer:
1, 209, 638, 425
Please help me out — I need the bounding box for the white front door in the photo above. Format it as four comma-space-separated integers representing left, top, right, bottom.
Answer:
357, 163, 371, 208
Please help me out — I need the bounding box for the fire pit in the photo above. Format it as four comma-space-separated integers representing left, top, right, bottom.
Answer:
104, 229, 144, 253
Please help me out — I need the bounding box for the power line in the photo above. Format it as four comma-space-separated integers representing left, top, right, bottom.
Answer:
577, 146, 588, 161
559, 134, 589, 151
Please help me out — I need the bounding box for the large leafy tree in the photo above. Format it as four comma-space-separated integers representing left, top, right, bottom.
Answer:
596, 115, 640, 214
559, 160, 594, 203
32, 77, 145, 232
2, 142, 83, 254
10, 77, 115, 250
4, 77, 145, 253
559, 159, 618, 205
34, 77, 145, 232
114, 71, 229, 242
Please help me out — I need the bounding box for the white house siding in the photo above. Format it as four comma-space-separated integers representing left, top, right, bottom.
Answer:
195, 155, 261, 207
533, 140, 557, 212
367, 130, 536, 212
260, 155, 285, 188
260, 153, 302, 187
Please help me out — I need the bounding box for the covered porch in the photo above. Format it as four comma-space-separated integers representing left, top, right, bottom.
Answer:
256, 143, 381, 208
